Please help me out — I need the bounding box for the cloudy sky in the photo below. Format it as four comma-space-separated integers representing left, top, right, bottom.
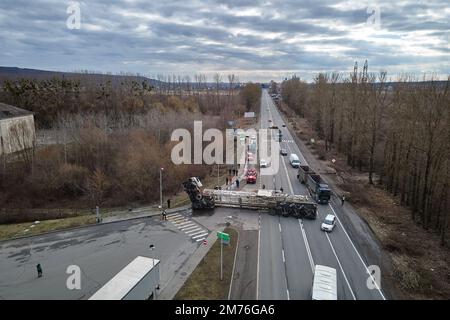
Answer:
0, 0, 448, 82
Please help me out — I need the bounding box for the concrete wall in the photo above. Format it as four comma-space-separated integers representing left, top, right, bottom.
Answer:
0, 115, 35, 155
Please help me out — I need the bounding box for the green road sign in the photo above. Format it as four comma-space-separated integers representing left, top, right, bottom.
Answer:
217, 232, 230, 242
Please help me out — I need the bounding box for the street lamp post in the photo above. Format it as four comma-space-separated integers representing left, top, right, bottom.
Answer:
160, 167, 164, 210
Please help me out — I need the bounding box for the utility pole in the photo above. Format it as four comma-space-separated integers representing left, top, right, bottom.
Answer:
160, 167, 164, 209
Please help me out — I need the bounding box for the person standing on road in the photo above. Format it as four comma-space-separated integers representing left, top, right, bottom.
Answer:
36, 263, 43, 278
167, 199, 171, 209
226, 177, 229, 185
280, 187, 284, 193
341, 195, 346, 206
236, 178, 240, 189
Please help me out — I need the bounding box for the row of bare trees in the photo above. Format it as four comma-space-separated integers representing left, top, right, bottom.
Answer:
281, 65, 450, 245
0, 73, 259, 219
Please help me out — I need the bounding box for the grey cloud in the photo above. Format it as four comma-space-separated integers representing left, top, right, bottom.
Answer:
0, 0, 448, 81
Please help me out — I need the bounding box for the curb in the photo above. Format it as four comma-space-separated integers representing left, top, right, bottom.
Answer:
228, 228, 240, 300
0, 205, 191, 243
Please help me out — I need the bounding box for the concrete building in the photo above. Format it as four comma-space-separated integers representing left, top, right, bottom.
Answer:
0, 103, 35, 155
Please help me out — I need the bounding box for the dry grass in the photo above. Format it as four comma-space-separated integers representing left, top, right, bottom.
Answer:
174, 228, 238, 300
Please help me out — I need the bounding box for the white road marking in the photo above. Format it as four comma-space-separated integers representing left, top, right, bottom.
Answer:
176, 221, 192, 227
256, 213, 261, 300
282, 249, 286, 263
286, 289, 290, 300
298, 219, 315, 272
192, 233, 209, 239
196, 237, 206, 242
167, 213, 182, 218
180, 224, 196, 230
190, 230, 208, 237
325, 232, 357, 300
329, 204, 386, 300
278, 223, 282, 233
185, 227, 202, 234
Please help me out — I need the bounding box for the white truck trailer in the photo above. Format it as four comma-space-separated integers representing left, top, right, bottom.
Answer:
311, 265, 337, 300
89, 256, 160, 300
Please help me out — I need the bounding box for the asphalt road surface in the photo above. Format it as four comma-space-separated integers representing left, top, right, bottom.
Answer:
257, 90, 386, 300
0, 213, 200, 300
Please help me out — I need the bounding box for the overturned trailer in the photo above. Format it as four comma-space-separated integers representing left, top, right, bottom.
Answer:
182, 177, 317, 219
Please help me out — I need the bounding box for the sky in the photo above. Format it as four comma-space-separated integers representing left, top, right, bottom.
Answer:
0, 0, 449, 82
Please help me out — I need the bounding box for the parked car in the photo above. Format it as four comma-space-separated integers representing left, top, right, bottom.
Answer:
321, 214, 336, 232
280, 148, 288, 156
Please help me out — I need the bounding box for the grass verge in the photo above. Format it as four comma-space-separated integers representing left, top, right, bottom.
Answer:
175, 227, 238, 300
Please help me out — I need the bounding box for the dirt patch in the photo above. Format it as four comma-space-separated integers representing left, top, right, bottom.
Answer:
280, 104, 450, 300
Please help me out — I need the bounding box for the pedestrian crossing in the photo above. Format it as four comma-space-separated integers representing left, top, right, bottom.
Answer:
166, 213, 209, 242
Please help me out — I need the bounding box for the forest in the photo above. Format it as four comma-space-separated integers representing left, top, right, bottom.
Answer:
280, 63, 449, 245
0, 72, 261, 221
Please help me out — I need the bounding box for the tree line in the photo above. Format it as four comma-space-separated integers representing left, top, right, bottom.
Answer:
280, 64, 450, 245
0, 73, 260, 218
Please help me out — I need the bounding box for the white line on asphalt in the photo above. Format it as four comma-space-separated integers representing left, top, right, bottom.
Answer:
278, 223, 282, 233
282, 249, 286, 263
256, 212, 261, 300
185, 227, 202, 234
171, 217, 186, 223
328, 204, 386, 300
192, 233, 209, 239
167, 213, 182, 218
286, 289, 290, 300
325, 232, 357, 300
298, 219, 315, 272
180, 224, 196, 230
228, 229, 240, 300
196, 237, 206, 242
190, 229, 207, 236
176, 221, 192, 227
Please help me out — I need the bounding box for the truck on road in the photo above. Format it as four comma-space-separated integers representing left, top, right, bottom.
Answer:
297, 165, 331, 204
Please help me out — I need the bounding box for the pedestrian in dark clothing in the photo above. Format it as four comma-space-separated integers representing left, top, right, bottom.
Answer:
162, 210, 167, 220
167, 199, 171, 209
341, 195, 346, 206
262, 184, 266, 189
280, 187, 284, 193
228, 169, 232, 175
226, 177, 229, 185
236, 179, 240, 189
36, 264, 43, 278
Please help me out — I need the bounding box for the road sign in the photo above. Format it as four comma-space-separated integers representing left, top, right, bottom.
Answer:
217, 232, 230, 242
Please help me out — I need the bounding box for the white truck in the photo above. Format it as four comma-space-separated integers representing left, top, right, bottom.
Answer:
311, 265, 337, 300
89, 256, 160, 300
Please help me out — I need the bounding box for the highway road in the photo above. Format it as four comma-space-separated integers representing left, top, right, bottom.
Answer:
257, 89, 386, 300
